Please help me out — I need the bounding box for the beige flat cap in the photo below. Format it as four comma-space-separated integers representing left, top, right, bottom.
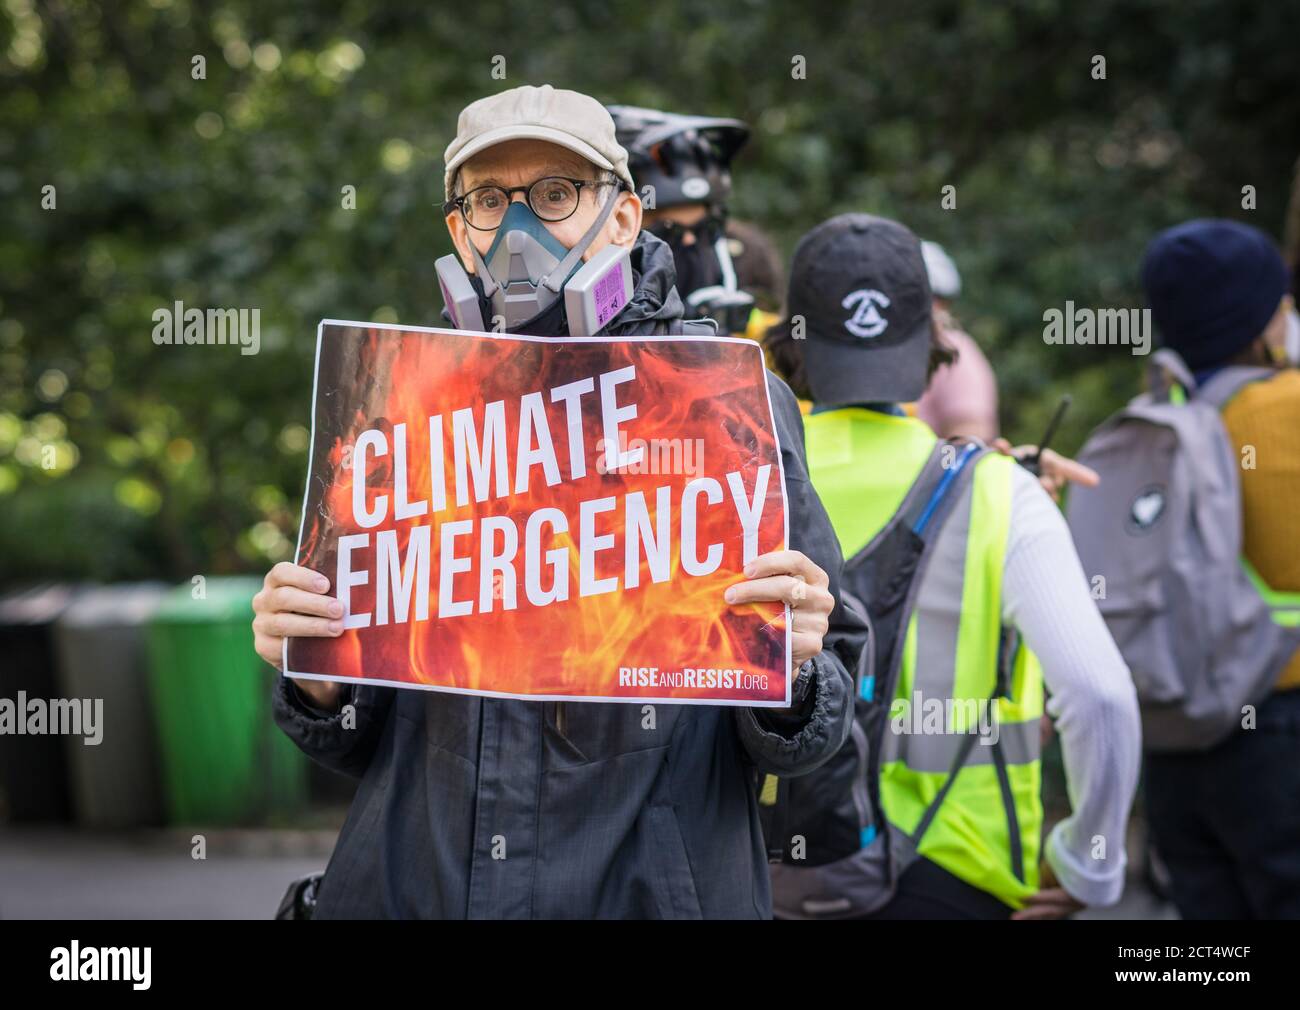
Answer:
443, 84, 633, 200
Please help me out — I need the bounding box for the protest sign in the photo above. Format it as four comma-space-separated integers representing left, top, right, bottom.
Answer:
284, 320, 790, 705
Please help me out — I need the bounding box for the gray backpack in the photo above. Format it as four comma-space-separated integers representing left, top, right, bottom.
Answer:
1066, 349, 1300, 752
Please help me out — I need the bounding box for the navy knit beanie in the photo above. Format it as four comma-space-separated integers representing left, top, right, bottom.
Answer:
1140, 219, 1288, 370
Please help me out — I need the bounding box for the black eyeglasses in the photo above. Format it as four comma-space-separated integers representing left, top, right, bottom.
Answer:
443, 176, 619, 231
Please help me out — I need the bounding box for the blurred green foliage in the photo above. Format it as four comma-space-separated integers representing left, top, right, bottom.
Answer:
2, 0, 1297, 583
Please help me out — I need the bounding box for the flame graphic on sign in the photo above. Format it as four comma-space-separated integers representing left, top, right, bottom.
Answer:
289, 323, 788, 703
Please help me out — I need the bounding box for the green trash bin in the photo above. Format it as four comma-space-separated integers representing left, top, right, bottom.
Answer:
145, 576, 306, 825
53, 583, 169, 828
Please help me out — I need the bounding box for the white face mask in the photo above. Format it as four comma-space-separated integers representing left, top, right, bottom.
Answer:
1285, 308, 1300, 366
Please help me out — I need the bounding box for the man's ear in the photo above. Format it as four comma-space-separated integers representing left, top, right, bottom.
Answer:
445, 212, 477, 274
603, 190, 643, 251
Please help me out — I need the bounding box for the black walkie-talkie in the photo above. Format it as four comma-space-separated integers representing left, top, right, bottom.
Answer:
1020, 395, 1071, 477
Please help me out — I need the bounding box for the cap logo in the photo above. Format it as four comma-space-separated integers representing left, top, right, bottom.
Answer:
681, 177, 710, 200
842, 289, 891, 339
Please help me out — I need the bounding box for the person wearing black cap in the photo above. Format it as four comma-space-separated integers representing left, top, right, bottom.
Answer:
1139, 218, 1300, 919
764, 213, 1139, 919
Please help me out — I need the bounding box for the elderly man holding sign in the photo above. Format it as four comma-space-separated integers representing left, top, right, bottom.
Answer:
251, 85, 864, 919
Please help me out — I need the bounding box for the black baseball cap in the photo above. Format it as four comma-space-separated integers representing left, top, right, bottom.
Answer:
783, 213, 933, 406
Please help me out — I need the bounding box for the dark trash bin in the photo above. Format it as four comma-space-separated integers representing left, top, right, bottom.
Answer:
53, 582, 168, 827
0, 585, 79, 822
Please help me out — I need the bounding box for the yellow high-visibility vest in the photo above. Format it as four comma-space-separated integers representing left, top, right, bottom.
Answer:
806, 406, 1045, 907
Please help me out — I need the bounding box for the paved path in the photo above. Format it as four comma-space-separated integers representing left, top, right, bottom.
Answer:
0, 826, 1180, 919
0, 827, 335, 920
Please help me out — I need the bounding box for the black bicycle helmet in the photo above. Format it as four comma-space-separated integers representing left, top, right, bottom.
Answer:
607, 105, 750, 210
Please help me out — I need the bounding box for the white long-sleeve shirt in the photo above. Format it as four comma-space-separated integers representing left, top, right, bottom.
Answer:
1001, 464, 1142, 906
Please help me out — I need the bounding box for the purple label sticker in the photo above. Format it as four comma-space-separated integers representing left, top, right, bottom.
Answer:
592, 264, 628, 328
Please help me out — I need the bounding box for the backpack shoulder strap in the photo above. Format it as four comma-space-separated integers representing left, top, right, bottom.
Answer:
1145, 347, 1275, 411
1146, 348, 1198, 401
848, 437, 985, 568
843, 438, 987, 704
908, 667, 1008, 849
1196, 365, 1278, 411
907, 439, 985, 539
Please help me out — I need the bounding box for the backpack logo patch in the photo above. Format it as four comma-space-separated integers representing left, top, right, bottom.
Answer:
1127, 486, 1166, 534
842, 289, 891, 339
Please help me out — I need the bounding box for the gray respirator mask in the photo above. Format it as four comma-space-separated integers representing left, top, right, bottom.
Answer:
435, 187, 634, 336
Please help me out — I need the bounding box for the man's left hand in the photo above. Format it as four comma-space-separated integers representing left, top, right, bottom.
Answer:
724, 549, 834, 674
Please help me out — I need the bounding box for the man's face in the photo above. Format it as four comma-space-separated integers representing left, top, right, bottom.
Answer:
445, 139, 642, 272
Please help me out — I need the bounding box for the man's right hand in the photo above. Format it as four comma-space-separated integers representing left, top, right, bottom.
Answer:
252, 561, 344, 710
1011, 860, 1085, 920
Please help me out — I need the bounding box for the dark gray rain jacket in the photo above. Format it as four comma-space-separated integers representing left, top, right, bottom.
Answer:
273, 231, 868, 918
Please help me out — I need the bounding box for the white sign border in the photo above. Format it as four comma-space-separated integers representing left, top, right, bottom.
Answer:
282, 318, 793, 708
